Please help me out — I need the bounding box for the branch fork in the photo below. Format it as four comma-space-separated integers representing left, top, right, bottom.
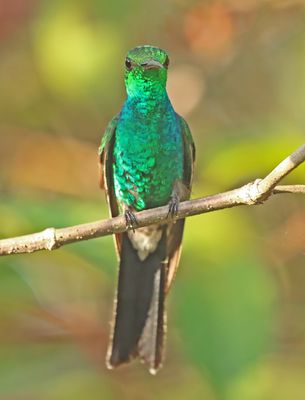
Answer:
241, 179, 269, 205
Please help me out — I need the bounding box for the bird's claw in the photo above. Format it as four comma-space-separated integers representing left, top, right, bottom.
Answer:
124, 209, 138, 232
167, 193, 179, 219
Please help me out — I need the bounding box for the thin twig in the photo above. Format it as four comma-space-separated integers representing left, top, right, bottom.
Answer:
273, 185, 305, 194
0, 143, 305, 257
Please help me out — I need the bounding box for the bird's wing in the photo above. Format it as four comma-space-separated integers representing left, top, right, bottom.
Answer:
179, 115, 196, 187
166, 115, 195, 292
98, 114, 122, 256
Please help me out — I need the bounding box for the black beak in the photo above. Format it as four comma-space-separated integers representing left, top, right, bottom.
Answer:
141, 60, 164, 70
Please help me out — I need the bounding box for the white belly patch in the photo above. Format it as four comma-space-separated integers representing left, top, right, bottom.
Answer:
127, 224, 163, 261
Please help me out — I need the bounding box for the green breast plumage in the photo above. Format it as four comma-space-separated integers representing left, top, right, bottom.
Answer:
113, 96, 184, 211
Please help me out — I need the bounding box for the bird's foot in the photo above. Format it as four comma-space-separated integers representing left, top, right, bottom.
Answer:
167, 192, 180, 219
124, 208, 138, 232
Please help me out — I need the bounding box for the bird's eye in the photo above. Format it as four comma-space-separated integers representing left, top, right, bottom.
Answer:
163, 56, 170, 68
125, 58, 132, 70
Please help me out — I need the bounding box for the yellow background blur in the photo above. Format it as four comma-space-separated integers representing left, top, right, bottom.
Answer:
0, 1, 305, 399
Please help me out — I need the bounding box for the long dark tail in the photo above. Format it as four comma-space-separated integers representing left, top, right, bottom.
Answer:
106, 228, 167, 374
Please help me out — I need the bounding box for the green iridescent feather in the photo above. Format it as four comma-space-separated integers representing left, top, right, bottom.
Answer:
99, 46, 193, 211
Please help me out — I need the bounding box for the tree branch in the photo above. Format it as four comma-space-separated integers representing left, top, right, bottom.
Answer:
1, 143, 305, 257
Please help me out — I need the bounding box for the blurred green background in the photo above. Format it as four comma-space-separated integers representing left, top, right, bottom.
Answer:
0, 0, 305, 399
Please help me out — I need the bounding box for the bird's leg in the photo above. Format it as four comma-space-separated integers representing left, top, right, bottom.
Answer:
167, 188, 180, 219
167, 180, 190, 219
123, 205, 139, 232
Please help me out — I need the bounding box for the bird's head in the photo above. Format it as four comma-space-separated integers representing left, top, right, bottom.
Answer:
124, 45, 169, 98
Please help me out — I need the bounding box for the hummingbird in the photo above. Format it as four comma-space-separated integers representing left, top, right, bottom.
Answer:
99, 45, 195, 374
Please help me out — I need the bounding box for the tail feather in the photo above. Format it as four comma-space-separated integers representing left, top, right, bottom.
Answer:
106, 228, 167, 372
138, 261, 166, 373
